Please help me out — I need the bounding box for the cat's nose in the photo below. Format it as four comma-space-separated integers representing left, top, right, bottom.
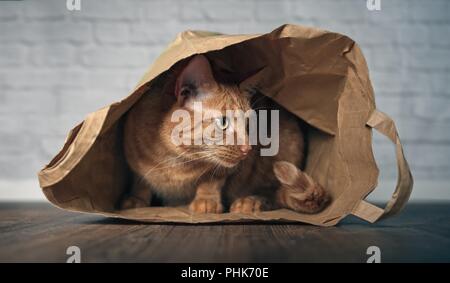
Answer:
239, 144, 252, 155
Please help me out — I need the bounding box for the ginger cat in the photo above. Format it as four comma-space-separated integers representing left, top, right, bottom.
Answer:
121, 55, 329, 214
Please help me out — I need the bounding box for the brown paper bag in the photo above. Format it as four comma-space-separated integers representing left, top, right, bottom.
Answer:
38, 24, 413, 226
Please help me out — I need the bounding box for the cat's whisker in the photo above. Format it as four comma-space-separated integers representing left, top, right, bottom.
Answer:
139, 150, 207, 177
141, 152, 217, 177
148, 150, 189, 168
136, 150, 191, 184
193, 164, 213, 185
209, 161, 221, 180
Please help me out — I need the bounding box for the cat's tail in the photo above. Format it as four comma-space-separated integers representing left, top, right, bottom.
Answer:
273, 161, 330, 214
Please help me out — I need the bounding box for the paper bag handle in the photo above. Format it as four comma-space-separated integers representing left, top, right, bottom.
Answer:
351, 109, 414, 223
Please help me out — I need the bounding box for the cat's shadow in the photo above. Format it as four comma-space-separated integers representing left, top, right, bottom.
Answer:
79, 215, 398, 229
80, 216, 318, 226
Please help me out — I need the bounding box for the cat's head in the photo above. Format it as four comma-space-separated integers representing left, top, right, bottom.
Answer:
165, 55, 253, 168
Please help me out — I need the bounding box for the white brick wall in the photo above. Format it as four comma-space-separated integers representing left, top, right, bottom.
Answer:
0, 0, 449, 200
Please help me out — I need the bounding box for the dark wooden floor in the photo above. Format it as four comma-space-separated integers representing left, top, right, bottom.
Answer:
0, 202, 449, 262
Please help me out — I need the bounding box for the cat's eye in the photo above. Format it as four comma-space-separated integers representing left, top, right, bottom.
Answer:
215, 116, 229, 130
180, 86, 192, 97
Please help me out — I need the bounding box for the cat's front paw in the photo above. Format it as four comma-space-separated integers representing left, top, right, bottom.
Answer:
120, 195, 149, 210
230, 196, 268, 214
189, 197, 224, 214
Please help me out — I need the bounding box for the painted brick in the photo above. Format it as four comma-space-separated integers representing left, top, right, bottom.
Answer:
76, 0, 138, 21
21, 22, 93, 44
0, 46, 26, 66
30, 44, 73, 66
201, 0, 254, 21
255, 0, 291, 22
24, 0, 68, 20
93, 22, 130, 45
0, 2, 21, 21
79, 46, 155, 68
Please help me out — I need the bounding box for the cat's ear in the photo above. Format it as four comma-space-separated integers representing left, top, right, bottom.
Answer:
273, 161, 299, 186
175, 55, 216, 105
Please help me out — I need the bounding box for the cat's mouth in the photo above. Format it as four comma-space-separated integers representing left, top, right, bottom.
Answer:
219, 160, 240, 168
215, 156, 242, 168
214, 148, 251, 168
